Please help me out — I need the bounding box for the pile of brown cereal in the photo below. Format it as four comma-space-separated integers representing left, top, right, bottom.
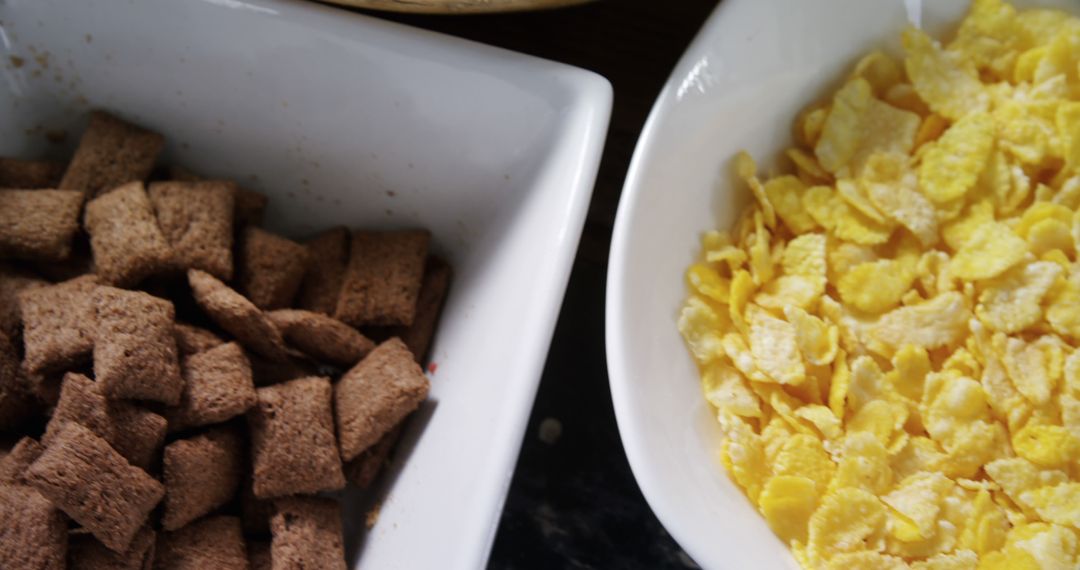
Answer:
0, 110, 450, 568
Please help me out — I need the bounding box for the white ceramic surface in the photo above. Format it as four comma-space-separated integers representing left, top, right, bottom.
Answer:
606, 1, 1076, 569
0, 1, 611, 567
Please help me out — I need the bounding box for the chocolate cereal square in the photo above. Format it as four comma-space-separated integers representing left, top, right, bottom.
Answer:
149, 181, 236, 280
236, 227, 309, 310
297, 227, 349, 315
44, 373, 167, 469
247, 377, 345, 498
84, 182, 173, 286
267, 309, 374, 367
187, 269, 287, 361
59, 111, 164, 197
0, 437, 44, 486
69, 526, 155, 570
270, 497, 346, 570
0, 157, 65, 188
0, 484, 67, 570
0, 189, 84, 261
26, 423, 164, 553
335, 230, 429, 327
335, 338, 429, 461
345, 424, 402, 489
173, 323, 225, 356
19, 275, 99, 375
156, 515, 247, 570
94, 286, 184, 405
162, 427, 244, 531
0, 262, 46, 340
167, 342, 256, 432
382, 256, 452, 363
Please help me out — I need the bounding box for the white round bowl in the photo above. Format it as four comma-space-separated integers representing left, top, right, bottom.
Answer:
605, 0, 1078, 568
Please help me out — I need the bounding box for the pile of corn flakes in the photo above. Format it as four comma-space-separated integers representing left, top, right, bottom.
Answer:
678, 1, 1080, 568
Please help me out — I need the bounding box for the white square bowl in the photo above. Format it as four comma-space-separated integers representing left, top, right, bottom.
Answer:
0, 0, 611, 567
606, 0, 1076, 568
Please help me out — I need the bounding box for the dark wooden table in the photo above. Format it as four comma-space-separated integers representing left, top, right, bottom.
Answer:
359, 2, 720, 566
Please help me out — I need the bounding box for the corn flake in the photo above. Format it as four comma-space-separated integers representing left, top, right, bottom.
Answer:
949, 222, 1028, 281
903, 28, 989, 121
808, 487, 887, 560
976, 261, 1062, 333
919, 113, 995, 204
760, 475, 820, 544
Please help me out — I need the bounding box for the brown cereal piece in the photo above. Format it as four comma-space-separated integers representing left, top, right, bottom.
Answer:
26, 423, 164, 553
382, 257, 452, 363
43, 373, 167, 470
236, 227, 309, 310
84, 182, 173, 286
0, 484, 67, 569
0, 157, 65, 188
19, 275, 99, 375
0, 262, 46, 339
248, 540, 271, 570
167, 342, 256, 432
233, 188, 268, 228
297, 227, 349, 315
345, 424, 402, 489
187, 269, 288, 361
94, 286, 184, 405
270, 497, 345, 570
335, 230, 429, 327
173, 323, 225, 356
162, 427, 244, 530
155, 515, 247, 570
0, 331, 35, 432
59, 111, 164, 197
69, 526, 155, 570
149, 181, 236, 280
335, 338, 430, 461
247, 377, 345, 498
0, 437, 44, 485
0, 189, 84, 261
267, 309, 374, 367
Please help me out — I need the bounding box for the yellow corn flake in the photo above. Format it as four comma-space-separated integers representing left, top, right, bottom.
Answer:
1016, 202, 1073, 237
776, 434, 836, 492
959, 490, 1009, 556
869, 292, 971, 353
863, 159, 940, 246
994, 99, 1059, 166
886, 83, 932, 116
986, 457, 1071, 510
783, 233, 827, 283
976, 261, 1062, 333
949, 222, 1028, 281
1046, 279, 1080, 340
802, 107, 829, 148
839, 259, 916, 314
736, 152, 777, 229
919, 113, 995, 204
892, 437, 949, 481
903, 28, 989, 121
884, 472, 955, 541
785, 305, 840, 366
940, 421, 1006, 480
815, 79, 875, 174
1020, 483, 1080, 528
803, 185, 894, 245
747, 306, 806, 386
748, 211, 775, 285
837, 179, 887, 223
677, 295, 727, 364
686, 263, 732, 305
847, 356, 889, 412
704, 244, 748, 270
1000, 335, 1059, 406
978, 548, 1042, 570
808, 487, 887, 560
759, 475, 820, 544
1027, 218, 1074, 256
1011, 424, 1080, 468
765, 174, 819, 234
827, 552, 910, 570
1008, 522, 1079, 570
701, 360, 761, 418
851, 99, 922, 175
852, 51, 903, 95
831, 432, 893, 495
796, 404, 844, 441
728, 269, 754, 335
849, 400, 906, 447
755, 276, 822, 311
719, 411, 770, 503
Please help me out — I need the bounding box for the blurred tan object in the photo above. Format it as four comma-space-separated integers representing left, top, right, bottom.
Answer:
326, 0, 593, 13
